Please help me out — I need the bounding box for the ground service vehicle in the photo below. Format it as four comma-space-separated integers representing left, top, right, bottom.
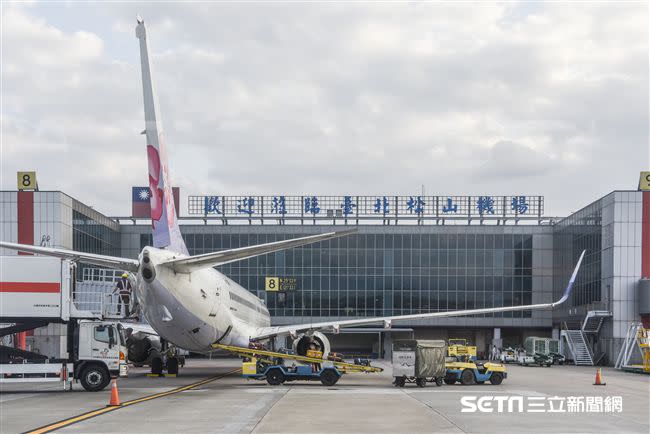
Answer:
243, 358, 342, 386
447, 339, 477, 361
500, 347, 517, 363
534, 352, 553, 367
520, 337, 554, 367
392, 340, 447, 387
517, 353, 536, 366
213, 343, 382, 386
549, 352, 566, 365
444, 358, 507, 385
1, 320, 128, 391
0, 256, 129, 391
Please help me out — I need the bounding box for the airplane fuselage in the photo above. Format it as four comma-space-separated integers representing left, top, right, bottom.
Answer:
137, 247, 270, 352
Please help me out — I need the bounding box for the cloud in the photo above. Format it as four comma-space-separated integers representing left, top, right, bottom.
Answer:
1, 2, 647, 218
475, 140, 558, 179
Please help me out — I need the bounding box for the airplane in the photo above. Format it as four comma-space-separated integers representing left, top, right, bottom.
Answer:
0, 18, 586, 374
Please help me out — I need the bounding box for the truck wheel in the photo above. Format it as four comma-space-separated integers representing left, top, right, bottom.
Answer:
320, 369, 339, 386
444, 375, 456, 385
490, 373, 504, 385
416, 378, 426, 388
435, 377, 444, 387
167, 357, 179, 375
151, 357, 163, 375
460, 369, 475, 385
266, 368, 285, 386
80, 365, 110, 392
394, 376, 406, 387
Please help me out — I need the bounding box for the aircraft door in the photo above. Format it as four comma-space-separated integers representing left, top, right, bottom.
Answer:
209, 284, 222, 319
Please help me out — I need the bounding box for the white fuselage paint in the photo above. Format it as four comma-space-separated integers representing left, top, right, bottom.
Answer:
136, 248, 270, 352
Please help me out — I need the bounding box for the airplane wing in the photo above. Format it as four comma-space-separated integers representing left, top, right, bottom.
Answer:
161, 229, 357, 273
252, 250, 586, 341
0, 242, 140, 272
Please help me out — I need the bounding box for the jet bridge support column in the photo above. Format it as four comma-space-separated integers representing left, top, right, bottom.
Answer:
492, 328, 502, 353
383, 332, 392, 360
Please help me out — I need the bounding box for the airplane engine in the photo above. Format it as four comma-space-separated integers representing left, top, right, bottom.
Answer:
291, 331, 330, 358
126, 332, 162, 365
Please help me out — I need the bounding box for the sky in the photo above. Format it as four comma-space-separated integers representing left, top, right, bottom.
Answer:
1, 1, 648, 218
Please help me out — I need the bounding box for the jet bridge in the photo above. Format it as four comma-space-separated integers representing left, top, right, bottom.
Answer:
0, 256, 133, 322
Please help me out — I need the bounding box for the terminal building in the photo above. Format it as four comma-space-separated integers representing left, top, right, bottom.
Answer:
1, 186, 648, 365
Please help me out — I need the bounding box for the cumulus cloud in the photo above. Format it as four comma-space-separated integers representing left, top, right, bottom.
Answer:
1, 2, 647, 217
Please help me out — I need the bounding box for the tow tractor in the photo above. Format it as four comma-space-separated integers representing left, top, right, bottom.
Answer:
212, 343, 383, 386
444, 356, 507, 385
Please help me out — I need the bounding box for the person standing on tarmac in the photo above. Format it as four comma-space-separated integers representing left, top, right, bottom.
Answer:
113, 273, 132, 317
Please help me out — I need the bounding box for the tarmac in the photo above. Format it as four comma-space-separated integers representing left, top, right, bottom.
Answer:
1, 358, 648, 434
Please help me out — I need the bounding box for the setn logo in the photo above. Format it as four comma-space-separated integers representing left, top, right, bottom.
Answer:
461, 396, 524, 413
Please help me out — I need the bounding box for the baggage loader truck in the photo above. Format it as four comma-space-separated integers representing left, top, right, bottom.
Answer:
1, 256, 128, 391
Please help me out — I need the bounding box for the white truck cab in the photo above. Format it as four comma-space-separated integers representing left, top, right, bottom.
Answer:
74, 320, 129, 391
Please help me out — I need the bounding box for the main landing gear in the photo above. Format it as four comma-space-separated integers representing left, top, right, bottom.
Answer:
150, 339, 185, 376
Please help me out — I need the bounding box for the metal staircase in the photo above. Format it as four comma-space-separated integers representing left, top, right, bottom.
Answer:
562, 328, 594, 366
561, 310, 611, 366
582, 310, 611, 333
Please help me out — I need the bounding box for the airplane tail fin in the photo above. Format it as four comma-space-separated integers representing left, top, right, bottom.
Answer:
136, 17, 188, 256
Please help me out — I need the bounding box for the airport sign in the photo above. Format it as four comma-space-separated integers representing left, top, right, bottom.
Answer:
189, 195, 544, 219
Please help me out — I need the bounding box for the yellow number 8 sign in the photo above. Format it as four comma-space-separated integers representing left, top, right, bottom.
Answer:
265, 277, 279, 291
17, 171, 38, 191
639, 172, 650, 191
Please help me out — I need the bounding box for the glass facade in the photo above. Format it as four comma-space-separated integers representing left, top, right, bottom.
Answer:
553, 199, 603, 309
73, 209, 120, 257
139, 231, 534, 319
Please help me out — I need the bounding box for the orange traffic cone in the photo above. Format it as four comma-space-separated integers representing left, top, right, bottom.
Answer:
108, 378, 121, 406
593, 368, 606, 386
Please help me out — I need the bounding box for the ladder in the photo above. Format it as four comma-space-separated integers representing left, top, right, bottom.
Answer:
561, 329, 594, 366
212, 343, 384, 373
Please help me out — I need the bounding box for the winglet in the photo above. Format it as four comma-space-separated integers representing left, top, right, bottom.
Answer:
552, 250, 586, 307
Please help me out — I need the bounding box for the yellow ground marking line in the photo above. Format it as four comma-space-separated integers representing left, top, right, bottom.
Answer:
25, 368, 241, 434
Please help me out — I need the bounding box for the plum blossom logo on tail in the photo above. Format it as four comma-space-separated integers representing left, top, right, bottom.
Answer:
147, 144, 164, 223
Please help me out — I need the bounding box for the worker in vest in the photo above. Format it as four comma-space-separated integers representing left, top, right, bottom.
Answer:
113, 273, 132, 316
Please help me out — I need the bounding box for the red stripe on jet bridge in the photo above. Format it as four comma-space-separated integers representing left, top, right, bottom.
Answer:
643, 191, 650, 278
0, 282, 61, 293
